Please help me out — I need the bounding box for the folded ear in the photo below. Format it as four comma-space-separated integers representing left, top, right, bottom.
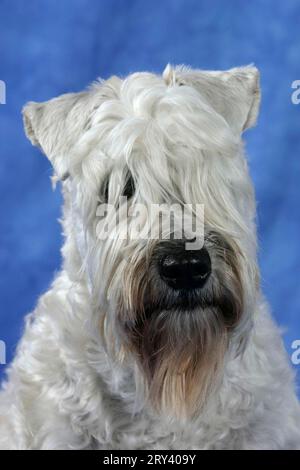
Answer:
23, 92, 91, 178
219, 66, 260, 131
165, 65, 260, 133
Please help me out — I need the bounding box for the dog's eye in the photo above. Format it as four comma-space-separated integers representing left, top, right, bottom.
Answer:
122, 172, 135, 200
101, 176, 109, 203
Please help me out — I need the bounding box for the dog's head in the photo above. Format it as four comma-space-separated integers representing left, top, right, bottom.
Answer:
23, 65, 260, 419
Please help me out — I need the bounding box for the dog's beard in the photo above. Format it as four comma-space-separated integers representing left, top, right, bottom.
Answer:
113, 234, 244, 419
126, 307, 229, 419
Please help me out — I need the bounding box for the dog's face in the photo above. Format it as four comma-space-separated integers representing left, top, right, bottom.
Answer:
23, 65, 260, 419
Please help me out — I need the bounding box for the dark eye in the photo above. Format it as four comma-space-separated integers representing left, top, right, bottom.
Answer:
101, 176, 109, 203
122, 172, 135, 200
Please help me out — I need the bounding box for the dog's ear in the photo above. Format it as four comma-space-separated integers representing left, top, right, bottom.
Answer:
217, 66, 260, 132
23, 91, 91, 179
166, 65, 260, 134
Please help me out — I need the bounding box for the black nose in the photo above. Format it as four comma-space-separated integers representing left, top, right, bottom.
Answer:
159, 246, 211, 290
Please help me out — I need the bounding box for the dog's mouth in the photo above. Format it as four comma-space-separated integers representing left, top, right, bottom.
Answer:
122, 279, 242, 339
144, 285, 214, 314
140, 288, 241, 333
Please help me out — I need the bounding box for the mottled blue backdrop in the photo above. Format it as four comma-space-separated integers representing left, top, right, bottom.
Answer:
0, 0, 299, 391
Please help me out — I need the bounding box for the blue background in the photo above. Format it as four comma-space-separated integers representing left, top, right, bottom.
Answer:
0, 0, 299, 392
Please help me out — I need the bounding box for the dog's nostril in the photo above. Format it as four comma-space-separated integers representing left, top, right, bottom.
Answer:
159, 248, 211, 290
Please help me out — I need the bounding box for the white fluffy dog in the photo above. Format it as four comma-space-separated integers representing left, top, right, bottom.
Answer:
1, 65, 300, 450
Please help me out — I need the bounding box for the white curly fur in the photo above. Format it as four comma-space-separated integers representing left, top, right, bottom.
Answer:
0, 65, 299, 450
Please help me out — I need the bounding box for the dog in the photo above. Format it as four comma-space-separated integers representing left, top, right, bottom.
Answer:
0, 64, 299, 450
